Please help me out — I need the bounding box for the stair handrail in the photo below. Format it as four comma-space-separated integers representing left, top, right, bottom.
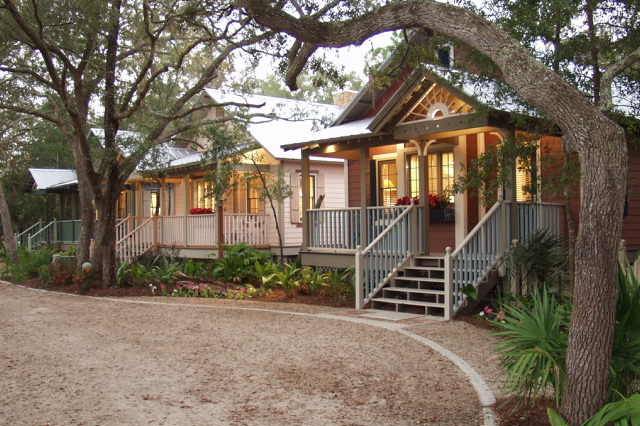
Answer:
451, 201, 504, 258
356, 204, 416, 309
116, 217, 154, 263
16, 220, 42, 247
27, 220, 56, 250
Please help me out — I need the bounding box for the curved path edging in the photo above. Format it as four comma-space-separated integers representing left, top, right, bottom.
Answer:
4, 282, 498, 426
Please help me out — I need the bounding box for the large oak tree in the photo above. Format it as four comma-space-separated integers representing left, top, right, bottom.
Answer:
0, 0, 272, 284
238, 0, 637, 423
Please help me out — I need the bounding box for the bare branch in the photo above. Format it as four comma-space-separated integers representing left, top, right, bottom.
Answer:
600, 45, 640, 110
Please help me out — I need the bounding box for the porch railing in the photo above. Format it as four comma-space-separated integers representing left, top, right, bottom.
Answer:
307, 207, 361, 249
116, 218, 155, 264
306, 205, 409, 250
16, 220, 42, 247
224, 214, 268, 246
445, 201, 564, 317
355, 204, 416, 309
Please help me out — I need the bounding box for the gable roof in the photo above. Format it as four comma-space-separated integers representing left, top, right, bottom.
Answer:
29, 168, 78, 191
204, 89, 343, 163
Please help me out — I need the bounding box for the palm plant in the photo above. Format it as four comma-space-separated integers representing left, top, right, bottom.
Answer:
494, 288, 570, 404
547, 393, 640, 426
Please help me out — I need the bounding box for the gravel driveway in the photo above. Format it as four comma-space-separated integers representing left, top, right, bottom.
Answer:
0, 282, 485, 426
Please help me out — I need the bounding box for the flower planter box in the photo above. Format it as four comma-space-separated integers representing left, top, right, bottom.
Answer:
430, 207, 455, 224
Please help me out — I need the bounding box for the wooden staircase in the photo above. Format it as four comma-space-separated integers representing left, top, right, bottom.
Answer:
371, 255, 448, 319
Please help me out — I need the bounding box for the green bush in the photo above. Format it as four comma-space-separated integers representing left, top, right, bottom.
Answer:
271, 263, 301, 297
0, 247, 54, 283
299, 267, 328, 295
495, 262, 640, 406
212, 244, 270, 283
505, 230, 567, 296
494, 288, 570, 404
323, 268, 355, 302
547, 393, 640, 426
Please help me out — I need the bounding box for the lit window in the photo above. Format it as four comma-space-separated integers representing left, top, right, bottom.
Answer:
192, 180, 214, 209
117, 191, 128, 218
515, 157, 533, 202
408, 155, 419, 198
247, 178, 265, 214
150, 191, 161, 216
407, 151, 455, 202
378, 160, 398, 206
299, 174, 317, 220
441, 152, 455, 202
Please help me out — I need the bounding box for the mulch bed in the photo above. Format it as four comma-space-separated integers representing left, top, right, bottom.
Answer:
17, 278, 352, 307
456, 314, 497, 331
254, 288, 353, 307
495, 397, 553, 426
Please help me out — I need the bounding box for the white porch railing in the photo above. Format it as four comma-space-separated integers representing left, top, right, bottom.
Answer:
16, 220, 43, 247
224, 214, 268, 246
355, 204, 416, 309
307, 207, 361, 249
306, 205, 409, 250
116, 217, 155, 264
445, 201, 564, 317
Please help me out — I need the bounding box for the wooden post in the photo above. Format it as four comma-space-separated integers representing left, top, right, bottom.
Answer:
444, 246, 452, 320
359, 146, 369, 246
301, 149, 310, 249
217, 202, 224, 258
184, 176, 190, 247
355, 245, 363, 310
418, 147, 429, 254
52, 218, 58, 244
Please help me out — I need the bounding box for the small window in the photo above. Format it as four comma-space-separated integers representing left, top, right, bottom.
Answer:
150, 191, 161, 216
117, 191, 128, 218
378, 160, 398, 206
515, 157, 533, 202
299, 174, 317, 220
247, 177, 265, 214
192, 180, 214, 210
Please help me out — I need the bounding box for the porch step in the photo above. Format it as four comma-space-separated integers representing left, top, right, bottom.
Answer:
413, 256, 445, 268
372, 297, 443, 308
383, 287, 445, 295
395, 276, 444, 283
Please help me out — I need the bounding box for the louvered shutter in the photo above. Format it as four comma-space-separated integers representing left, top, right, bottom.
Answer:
290, 172, 300, 224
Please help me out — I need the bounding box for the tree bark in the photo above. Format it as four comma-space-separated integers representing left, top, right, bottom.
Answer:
91, 173, 121, 288
0, 180, 18, 261
240, 2, 628, 422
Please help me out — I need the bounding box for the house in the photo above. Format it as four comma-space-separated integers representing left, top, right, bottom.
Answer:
22, 91, 349, 261
283, 49, 639, 319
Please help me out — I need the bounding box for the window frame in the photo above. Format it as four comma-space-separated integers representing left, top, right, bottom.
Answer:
377, 159, 398, 207
246, 177, 265, 214
298, 173, 317, 221
406, 151, 455, 202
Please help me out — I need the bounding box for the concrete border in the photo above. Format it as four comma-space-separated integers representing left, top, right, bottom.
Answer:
3, 282, 498, 425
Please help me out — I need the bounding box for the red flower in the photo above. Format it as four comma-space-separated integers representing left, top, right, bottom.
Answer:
190, 207, 213, 215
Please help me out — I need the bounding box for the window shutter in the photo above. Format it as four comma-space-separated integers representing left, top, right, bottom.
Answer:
290, 172, 300, 224
315, 172, 325, 208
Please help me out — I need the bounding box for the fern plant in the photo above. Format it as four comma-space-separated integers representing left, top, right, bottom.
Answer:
547, 394, 640, 426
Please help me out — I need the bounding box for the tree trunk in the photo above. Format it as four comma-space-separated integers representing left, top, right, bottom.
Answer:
0, 180, 18, 261
560, 129, 626, 423
92, 176, 121, 288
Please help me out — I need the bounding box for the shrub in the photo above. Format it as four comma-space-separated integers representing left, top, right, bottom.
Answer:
505, 230, 567, 296
323, 268, 355, 302
0, 247, 54, 283
299, 267, 328, 295
547, 393, 640, 426
212, 244, 270, 283
271, 263, 301, 297
495, 262, 640, 406
182, 259, 210, 280
254, 260, 279, 289
494, 288, 570, 404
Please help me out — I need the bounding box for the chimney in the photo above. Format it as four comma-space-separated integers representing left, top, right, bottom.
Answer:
333, 90, 358, 108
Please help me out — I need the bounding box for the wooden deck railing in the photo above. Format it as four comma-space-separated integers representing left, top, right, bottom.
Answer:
306, 205, 409, 250
445, 201, 564, 318
116, 218, 155, 264
355, 205, 416, 309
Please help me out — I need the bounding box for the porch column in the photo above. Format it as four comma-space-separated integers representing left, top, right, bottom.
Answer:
301, 149, 310, 249
359, 146, 369, 246
395, 143, 406, 197
454, 135, 468, 247
477, 132, 487, 219
216, 159, 224, 258
417, 141, 429, 254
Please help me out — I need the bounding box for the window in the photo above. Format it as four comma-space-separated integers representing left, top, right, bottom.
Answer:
378, 160, 398, 206
192, 180, 214, 209
515, 157, 533, 202
407, 151, 455, 202
299, 174, 317, 220
247, 178, 265, 214
150, 191, 161, 216
117, 191, 128, 218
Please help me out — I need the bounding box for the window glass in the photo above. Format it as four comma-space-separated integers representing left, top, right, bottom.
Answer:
247, 178, 265, 214
378, 160, 398, 206
150, 191, 160, 216
299, 175, 317, 220
428, 154, 439, 194
515, 157, 533, 202
441, 152, 455, 202
117, 191, 128, 218
192, 180, 214, 209
408, 155, 419, 198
